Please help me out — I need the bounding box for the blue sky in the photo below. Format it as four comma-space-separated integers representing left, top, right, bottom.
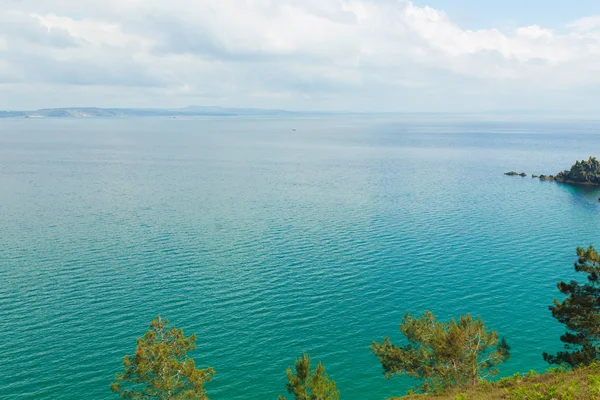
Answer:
2, 0, 600, 112
414, 0, 600, 29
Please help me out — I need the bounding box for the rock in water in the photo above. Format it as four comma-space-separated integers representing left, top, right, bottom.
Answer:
554, 157, 600, 185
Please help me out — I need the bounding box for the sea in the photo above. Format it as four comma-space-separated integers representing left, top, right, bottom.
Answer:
1, 115, 600, 399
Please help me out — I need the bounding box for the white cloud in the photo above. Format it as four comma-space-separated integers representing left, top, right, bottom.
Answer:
516, 25, 553, 40
1, 0, 600, 111
567, 15, 600, 32
33, 13, 151, 49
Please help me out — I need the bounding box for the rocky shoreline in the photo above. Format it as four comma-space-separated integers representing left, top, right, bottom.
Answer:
505, 157, 600, 186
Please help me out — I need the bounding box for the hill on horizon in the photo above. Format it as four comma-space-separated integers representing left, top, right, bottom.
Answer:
0, 106, 301, 118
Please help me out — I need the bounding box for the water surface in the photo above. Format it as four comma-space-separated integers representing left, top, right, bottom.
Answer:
1, 115, 600, 399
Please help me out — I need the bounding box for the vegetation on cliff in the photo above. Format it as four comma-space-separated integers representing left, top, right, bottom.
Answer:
555, 157, 600, 185
392, 364, 600, 400
111, 316, 215, 399
544, 245, 600, 367
279, 353, 339, 400
372, 312, 510, 394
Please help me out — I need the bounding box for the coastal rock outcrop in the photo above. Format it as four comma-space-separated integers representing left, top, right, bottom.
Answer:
505, 157, 600, 186
539, 175, 555, 181
554, 157, 600, 185
505, 171, 527, 177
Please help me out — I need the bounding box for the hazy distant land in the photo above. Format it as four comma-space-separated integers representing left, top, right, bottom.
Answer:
0, 106, 302, 118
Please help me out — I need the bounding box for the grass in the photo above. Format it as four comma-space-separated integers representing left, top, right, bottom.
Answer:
391, 365, 600, 400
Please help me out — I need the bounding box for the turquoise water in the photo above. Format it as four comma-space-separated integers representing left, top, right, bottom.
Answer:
1, 115, 600, 399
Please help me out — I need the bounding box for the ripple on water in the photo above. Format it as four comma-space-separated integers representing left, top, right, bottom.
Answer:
1, 116, 600, 400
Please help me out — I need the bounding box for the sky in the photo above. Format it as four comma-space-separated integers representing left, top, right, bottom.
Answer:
2, 0, 600, 112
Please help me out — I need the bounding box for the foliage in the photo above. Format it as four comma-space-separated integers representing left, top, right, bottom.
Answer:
544, 245, 600, 368
555, 157, 600, 184
278, 353, 339, 400
111, 316, 214, 399
372, 311, 510, 394
391, 363, 600, 400
508, 380, 579, 400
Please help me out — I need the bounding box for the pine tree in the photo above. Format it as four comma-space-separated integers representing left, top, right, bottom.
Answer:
279, 353, 339, 400
111, 316, 214, 399
371, 311, 510, 394
544, 245, 600, 367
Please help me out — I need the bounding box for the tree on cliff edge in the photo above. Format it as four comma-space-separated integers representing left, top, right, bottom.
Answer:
372, 311, 510, 394
544, 245, 600, 368
111, 316, 214, 399
279, 353, 339, 400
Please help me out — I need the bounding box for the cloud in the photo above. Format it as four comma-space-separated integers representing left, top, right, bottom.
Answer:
0, 11, 79, 49
34, 13, 151, 49
567, 15, 600, 32
1, 0, 600, 111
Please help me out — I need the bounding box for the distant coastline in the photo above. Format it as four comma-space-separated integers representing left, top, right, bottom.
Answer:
0, 106, 305, 119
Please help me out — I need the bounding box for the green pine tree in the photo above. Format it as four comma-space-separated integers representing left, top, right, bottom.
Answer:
544, 245, 600, 367
111, 316, 214, 399
278, 353, 339, 400
372, 311, 510, 394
